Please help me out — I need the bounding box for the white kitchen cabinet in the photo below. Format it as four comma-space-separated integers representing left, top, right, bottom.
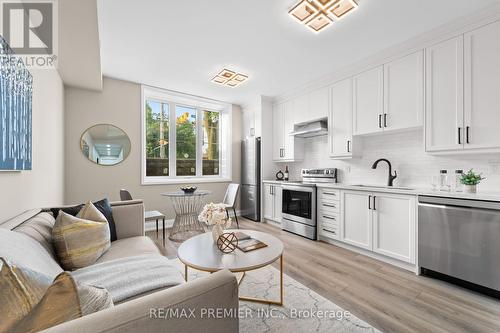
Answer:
308, 87, 329, 121
341, 190, 372, 250
263, 184, 274, 221
273, 185, 282, 223
263, 183, 282, 223
464, 20, 500, 150
426, 21, 500, 153
384, 51, 424, 131
340, 190, 416, 264
329, 78, 354, 158
372, 194, 416, 264
272, 101, 303, 161
283, 101, 298, 161
318, 188, 341, 240
272, 103, 285, 160
425, 36, 464, 152
353, 66, 384, 135
292, 94, 309, 124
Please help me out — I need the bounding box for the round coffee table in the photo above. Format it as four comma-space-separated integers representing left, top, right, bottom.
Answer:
177, 229, 284, 305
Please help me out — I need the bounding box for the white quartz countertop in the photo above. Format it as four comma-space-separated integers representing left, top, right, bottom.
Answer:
262, 179, 500, 202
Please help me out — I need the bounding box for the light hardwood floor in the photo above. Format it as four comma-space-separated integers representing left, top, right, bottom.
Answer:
148, 218, 500, 333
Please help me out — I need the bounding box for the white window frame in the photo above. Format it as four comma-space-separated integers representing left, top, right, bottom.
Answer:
141, 85, 232, 185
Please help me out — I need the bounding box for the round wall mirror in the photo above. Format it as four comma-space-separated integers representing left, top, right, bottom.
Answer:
80, 124, 131, 166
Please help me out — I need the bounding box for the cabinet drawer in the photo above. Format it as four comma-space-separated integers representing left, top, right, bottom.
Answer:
319, 189, 340, 204
319, 224, 339, 239
320, 202, 340, 214
319, 213, 339, 225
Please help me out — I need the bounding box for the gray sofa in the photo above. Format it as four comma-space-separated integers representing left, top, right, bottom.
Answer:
0, 200, 239, 333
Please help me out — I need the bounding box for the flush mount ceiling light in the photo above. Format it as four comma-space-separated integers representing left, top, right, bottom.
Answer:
211, 69, 248, 87
288, 0, 359, 33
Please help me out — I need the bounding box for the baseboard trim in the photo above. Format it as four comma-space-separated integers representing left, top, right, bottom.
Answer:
145, 210, 241, 232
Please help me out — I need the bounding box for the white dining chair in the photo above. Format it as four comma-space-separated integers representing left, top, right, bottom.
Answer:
223, 183, 240, 229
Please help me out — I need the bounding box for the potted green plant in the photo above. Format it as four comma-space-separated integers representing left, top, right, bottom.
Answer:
460, 169, 485, 193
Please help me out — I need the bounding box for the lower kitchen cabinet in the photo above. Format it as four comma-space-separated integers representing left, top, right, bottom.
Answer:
317, 188, 341, 240
372, 194, 416, 264
339, 190, 416, 264
263, 183, 282, 223
341, 191, 373, 250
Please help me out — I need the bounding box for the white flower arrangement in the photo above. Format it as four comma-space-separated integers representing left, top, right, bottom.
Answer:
198, 203, 232, 228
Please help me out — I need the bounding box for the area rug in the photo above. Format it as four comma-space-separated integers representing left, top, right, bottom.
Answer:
172, 259, 380, 333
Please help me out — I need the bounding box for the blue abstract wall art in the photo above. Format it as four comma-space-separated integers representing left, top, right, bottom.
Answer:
0, 35, 33, 171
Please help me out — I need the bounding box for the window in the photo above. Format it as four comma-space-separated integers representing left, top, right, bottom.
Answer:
142, 86, 231, 184
176, 105, 197, 176
203, 110, 220, 176
145, 100, 169, 176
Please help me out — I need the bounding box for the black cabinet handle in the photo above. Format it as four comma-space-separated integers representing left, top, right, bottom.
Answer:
323, 204, 336, 208
378, 115, 382, 128
458, 127, 462, 145
347, 140, 351, 153
373, 196, 377, 211
466, 126, 470, 144
384, 114, 388, 128
368, 195, 372, 210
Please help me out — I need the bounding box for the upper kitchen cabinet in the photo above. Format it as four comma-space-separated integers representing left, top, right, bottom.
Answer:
353, 53, 424, 136
272, 103, 285, 160
272, 101, 303, 162
384, 51, 424, 131
425, 36, 464, 152
353, 66, 384, 135
464, 20, 500, 150
329, 78, 354, 158
293, 87, 329, 124
292, 94, 309, 124
426, 20, 500, 153
308, 87, 329, 121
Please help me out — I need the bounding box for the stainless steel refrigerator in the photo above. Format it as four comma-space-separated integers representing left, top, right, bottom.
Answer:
241, 137, 261, 221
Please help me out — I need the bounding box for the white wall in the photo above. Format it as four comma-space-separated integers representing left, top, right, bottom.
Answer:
0, 69, 65, 222
64, 77, 242, 218
283, 130, 500, 192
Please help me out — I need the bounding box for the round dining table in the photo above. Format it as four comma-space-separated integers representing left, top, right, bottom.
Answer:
161, 190, 211, 242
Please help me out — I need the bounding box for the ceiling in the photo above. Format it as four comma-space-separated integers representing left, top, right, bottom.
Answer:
97, 0, 500, 106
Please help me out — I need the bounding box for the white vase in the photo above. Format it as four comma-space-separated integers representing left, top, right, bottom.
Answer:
212, 224, 224, 243
464, 184, 477, 194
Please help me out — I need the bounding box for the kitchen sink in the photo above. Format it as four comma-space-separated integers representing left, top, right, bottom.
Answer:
350, 184, 415, 191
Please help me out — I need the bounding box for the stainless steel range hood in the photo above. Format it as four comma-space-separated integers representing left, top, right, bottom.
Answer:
289, 120, 328, 138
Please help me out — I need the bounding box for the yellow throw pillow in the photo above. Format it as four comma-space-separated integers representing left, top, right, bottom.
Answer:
52, 202, 111, 270
0, 258, 52, 332
0, 258, 113, 333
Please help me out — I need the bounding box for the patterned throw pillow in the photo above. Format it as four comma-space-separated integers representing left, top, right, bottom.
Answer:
0, 258, 113, 333
52, 202, 111, 270
50, 198, 118, 242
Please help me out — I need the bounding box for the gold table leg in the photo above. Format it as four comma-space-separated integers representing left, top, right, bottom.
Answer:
184, 264, 188, 282
238, 254, 284, 306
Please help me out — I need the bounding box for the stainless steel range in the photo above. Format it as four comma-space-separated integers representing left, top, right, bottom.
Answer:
281, 168, 337, 239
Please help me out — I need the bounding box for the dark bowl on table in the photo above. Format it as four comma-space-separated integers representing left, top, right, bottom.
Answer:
180, 186, 197, 194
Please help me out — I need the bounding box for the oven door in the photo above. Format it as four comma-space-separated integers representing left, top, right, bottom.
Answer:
281, 185, 316, 226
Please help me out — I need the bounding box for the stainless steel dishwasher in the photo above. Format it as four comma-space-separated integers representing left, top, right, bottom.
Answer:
418, 196, 500, 293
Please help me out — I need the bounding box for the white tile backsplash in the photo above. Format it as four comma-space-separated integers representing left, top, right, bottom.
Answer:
280, 130, 500, 191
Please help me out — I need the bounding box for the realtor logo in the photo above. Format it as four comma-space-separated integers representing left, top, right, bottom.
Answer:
0, 0, 57, 68
2, 1, 53, 54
